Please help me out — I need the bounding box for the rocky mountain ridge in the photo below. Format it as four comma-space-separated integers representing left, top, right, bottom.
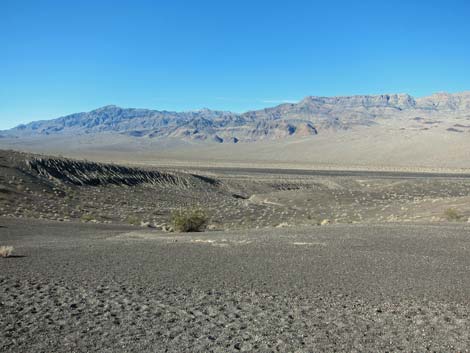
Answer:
4, 92, 470, 143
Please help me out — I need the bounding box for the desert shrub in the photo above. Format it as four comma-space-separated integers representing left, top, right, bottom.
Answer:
171, 208, 209, 232
0, 246, 14, 258
126, 216, 141, 226
80, 214, 95, 222
444, 208, 462, 221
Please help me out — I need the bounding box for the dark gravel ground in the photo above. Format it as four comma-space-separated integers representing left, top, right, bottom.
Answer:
1, 219, 470, 352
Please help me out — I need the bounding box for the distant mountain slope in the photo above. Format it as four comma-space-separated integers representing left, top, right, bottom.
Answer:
3, 92, 470, 143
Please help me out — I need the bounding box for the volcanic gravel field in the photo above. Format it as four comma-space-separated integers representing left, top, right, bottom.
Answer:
2, 219, 470, 352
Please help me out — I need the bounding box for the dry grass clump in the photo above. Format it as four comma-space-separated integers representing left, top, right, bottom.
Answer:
171, 208, 209, 232
0, 246, 14, 258
443, 208, 463, 221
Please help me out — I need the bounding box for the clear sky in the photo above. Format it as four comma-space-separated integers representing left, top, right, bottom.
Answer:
1, 0, 470, 129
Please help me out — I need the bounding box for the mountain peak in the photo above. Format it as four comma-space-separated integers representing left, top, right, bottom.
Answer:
3, 91, 470, 142
298, 93, 416, 109
92, 105, 121, 111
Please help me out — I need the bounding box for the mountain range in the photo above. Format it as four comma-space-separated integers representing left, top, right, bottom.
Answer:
4, 92, 470, 143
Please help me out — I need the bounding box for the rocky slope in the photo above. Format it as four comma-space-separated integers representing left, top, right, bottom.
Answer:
4, 92, 470, 143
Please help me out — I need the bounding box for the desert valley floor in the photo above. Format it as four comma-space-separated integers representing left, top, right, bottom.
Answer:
2, 220, 470, 352
1, 149, 470, 352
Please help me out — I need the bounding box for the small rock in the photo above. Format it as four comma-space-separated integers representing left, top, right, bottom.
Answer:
320, 219, 331, 226
234, 342, 252, 351
276, 222, 289, 228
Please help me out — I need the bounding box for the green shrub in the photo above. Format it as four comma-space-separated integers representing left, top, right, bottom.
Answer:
126, 215, 140, 226
171, 208, 209, 232
444, 208, 462, 221
80, 214, 95, 222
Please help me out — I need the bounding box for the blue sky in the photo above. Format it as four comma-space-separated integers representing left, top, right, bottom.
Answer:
1, 0, 470, 129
